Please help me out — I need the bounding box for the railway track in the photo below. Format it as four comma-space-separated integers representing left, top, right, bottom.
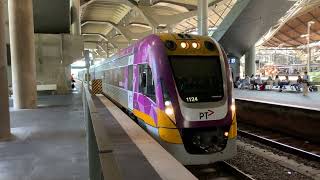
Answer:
238, 129, 320, 162
186, 161, 255, 180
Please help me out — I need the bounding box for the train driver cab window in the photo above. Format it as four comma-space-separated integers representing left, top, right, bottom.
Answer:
169, 56, 224, 103
139, 64, 155, 101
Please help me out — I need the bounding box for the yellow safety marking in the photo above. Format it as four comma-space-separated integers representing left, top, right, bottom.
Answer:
159, 128, 183, 144
133, 108, 183, 144
228, 113, 237, 139
133, 109, 156, 127
156, 108, 183, 144
156, 109, 177, 128
91, 79, 102, 94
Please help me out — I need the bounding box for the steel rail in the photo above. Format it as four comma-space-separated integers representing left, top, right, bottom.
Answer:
187, 162, 255, 180
238, 130, 320, 162
217, 161, 256, 180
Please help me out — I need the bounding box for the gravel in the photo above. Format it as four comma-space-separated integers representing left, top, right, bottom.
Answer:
226, 142, 315, 180
238, 135, 320, 169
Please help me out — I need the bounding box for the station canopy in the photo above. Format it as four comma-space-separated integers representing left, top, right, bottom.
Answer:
259, 0, 320, 48
80, 0, 236, 57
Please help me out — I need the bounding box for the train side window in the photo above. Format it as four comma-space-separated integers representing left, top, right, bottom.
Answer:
118, 67, 125, 88
116, 68, 120, 87
128, 65, 133, 91
110, 69, 115, 85
139, 64, 155, 101
107, 70, 111, 84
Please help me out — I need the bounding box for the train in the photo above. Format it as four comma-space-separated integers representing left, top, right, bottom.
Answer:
79, 33, 237, 165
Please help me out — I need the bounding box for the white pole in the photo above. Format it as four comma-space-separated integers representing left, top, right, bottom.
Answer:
307, 21, 314, 73
84, 50, 90, 90
197, 0, 208, 36
307, 23, 310, 73
71, 0, 81, 35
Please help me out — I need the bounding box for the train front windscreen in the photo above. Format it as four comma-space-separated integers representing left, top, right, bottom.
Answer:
169, 56, 224, 103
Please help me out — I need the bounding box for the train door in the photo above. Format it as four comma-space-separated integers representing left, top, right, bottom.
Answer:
139, 64, 156, 102
128, 55, 134, 110
137, 63, 157, 126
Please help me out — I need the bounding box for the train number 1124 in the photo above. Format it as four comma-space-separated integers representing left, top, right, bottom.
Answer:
186, 97, 198, 102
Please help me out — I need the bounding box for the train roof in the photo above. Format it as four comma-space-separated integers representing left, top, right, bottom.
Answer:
90, 33, 221, 69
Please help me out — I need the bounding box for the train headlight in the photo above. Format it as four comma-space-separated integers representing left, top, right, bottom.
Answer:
231, 104, 236, 112
165, 107, 174, 116
231, 98, 236, 112
224, 132, 229, 137
165, 101, 171, 106
192, 42, 200, 49
164, 101, 175, 120
180, 42, 189, 49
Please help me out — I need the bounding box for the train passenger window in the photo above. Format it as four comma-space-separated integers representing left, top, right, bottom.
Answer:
115, 69, 119, 87
139, 64, 156, 101
110, 70, 115, 86
118, 67, 125, 88
128, 65, 133, 91
107, 71, 111, 84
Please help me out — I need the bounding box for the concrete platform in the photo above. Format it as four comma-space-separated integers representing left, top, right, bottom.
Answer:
234, 89, 320, 111
0, 92, 88, 180
92, 94, 196, 180
234, 89, 320, 143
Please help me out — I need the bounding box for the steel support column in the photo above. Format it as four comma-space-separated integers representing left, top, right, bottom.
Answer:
245, 46, 256, 76
71, 0, 81, 35
84, 50, 90, 90
0, 0, 10, 139
56, 34, 71, 94
197, 0, 208, 36
8, 0, 37, 109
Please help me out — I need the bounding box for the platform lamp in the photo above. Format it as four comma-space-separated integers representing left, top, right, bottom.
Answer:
301, 21, 315, 73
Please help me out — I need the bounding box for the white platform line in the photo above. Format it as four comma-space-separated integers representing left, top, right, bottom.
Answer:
235, 97, 320, 111
97, 95, 197, 180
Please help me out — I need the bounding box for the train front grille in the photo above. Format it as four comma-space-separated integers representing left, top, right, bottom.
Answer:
180, 126, 229, 154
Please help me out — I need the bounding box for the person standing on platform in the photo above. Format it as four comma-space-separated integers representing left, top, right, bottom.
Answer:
71, 74, 76, 89
274, 75, 280, 88
302, 71, 309, 96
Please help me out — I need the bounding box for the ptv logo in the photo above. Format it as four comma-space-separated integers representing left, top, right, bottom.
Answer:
199, 110, 214, 120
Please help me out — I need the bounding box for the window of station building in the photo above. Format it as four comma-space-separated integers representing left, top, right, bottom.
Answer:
128, 65, 133, 91
139, 64, 155, 101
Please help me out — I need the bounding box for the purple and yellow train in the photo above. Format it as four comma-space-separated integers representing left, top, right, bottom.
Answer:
82, 33, 237, 165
